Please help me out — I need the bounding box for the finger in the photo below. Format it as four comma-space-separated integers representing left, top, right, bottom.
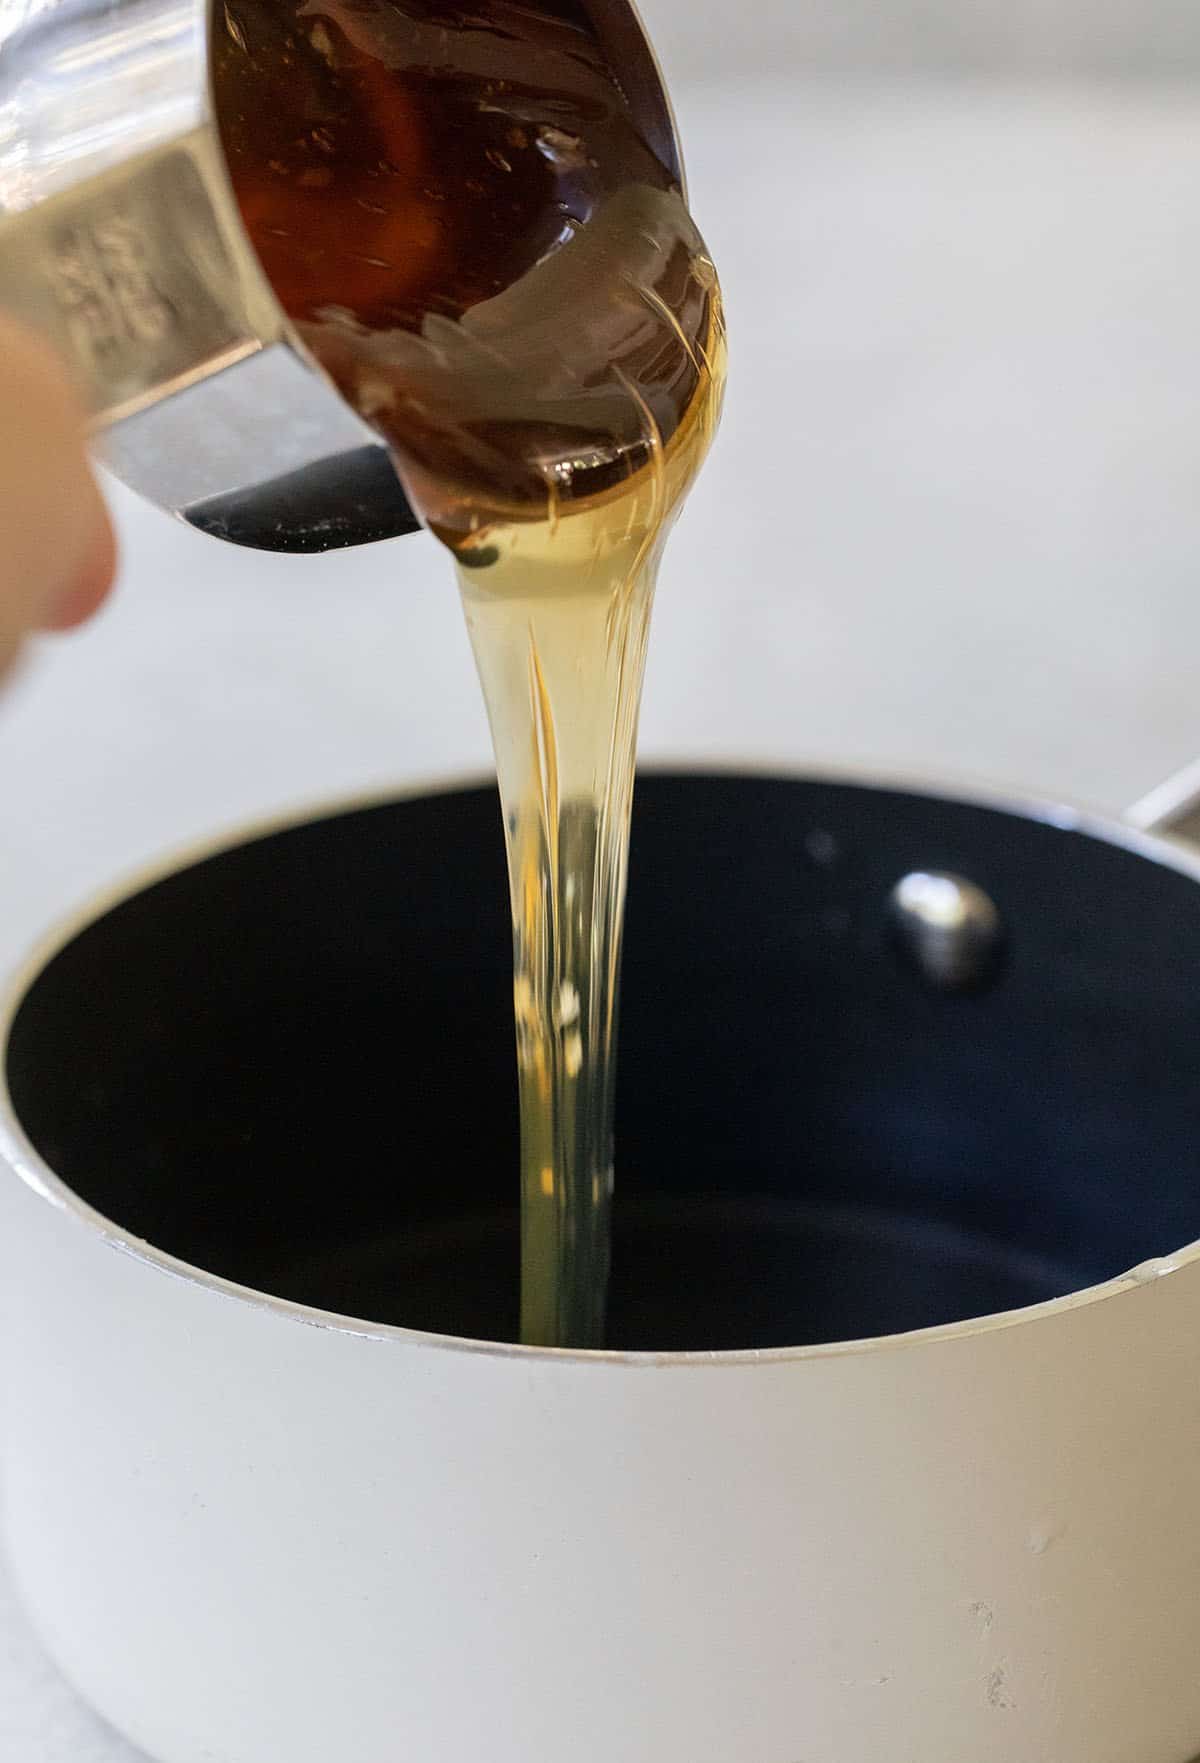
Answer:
36, 475, 119, 632
0, 314, 116, 667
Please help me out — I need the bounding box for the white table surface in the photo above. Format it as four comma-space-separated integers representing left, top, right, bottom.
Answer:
6, 74, 1200, 1758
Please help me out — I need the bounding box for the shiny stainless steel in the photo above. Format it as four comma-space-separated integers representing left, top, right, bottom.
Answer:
888, 868, 1004, 993
0, 127, 284, 425
0, 0, 683, 552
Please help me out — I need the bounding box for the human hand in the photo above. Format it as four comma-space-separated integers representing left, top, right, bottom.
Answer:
0, 313, 116, 676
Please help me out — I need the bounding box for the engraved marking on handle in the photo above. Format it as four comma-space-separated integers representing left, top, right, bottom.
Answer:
46, 212, 174, 375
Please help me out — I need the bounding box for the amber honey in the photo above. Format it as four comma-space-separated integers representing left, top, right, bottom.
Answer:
215, 0, 725, 1345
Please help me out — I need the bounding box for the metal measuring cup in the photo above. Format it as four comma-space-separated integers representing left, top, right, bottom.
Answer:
0, 0, 680, 552
0, 0, 422, 551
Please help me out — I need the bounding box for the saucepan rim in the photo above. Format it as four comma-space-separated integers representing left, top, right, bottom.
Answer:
2, 760, 1193, 1367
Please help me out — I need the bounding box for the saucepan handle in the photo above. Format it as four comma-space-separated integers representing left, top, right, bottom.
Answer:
1125, 760, 1200, 844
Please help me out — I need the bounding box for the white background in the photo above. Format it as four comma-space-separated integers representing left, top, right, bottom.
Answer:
6, 0, 1200, 1754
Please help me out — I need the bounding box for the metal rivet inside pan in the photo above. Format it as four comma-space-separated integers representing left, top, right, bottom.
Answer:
888, 870, 1005, 994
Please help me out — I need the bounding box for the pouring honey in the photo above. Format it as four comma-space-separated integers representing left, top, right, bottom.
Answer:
214, 0, 726, 1346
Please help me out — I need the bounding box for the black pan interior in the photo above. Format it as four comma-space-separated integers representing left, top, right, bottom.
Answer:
7, 774, 1199, 1350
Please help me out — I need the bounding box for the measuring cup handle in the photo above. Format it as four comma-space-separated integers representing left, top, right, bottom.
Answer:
0, 126, 418, 552
0, 127, 285, 429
